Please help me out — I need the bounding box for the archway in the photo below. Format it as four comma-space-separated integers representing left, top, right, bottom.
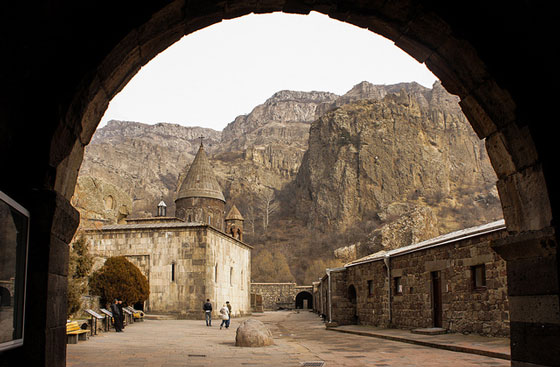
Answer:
295, 291, 313, 309
1, 2, 557, 367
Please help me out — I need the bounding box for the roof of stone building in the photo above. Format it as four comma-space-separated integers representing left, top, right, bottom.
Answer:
176, 143, 225, 203
225, 204, 244, 221
345, 219, 506, 268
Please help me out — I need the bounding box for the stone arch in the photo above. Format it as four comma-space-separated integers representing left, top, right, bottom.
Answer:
295, 291, 313, 309
58, 4, 552, 240
2, 2, 558, 366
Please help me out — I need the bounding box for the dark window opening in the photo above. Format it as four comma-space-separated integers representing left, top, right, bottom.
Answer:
171, 263, 176, 282
367, 280, 374, 296
394, 277, 402, 295
472, 264, 486, 290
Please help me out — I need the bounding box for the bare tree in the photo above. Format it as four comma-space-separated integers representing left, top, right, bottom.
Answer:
244, 204, 257, 235
259, 189, 279, 231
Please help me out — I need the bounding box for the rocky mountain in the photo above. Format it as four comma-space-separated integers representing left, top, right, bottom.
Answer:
77, 121, 221, 218
292, 81, 501, 239
75, 90, 337, 223
73, 81, 503, 282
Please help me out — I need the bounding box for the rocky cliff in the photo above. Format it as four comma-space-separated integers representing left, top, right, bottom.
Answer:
293, 82, 501, 237
73, 81, 503, 280
77, 120, 221, 218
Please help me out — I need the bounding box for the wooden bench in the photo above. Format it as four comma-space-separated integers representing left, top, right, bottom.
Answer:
66, 321, 89, 344
126, 306, 144, 321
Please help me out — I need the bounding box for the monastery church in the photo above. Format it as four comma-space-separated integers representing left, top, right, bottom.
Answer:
84, 142, 252, 319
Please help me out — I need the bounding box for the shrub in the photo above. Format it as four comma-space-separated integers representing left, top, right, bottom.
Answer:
89, 256, 149, 307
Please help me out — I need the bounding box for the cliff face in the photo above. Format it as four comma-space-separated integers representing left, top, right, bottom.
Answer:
293, 82, 501, 235
77, 120, 221, 218
215, 90, 339, 193
73, 81, 503, 273
76, 91, 337, 223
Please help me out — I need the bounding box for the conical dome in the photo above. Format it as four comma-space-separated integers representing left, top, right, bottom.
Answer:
226, 204, 244, 221
176, 143, 225, 202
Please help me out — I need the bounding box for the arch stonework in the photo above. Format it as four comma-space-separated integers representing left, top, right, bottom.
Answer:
0, 2, 557, 366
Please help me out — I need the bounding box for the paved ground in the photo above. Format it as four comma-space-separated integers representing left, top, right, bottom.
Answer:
66, 311, 511, 366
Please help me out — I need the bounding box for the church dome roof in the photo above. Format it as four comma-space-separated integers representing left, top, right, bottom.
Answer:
176, 143, 225, 203
226, 204, 244, 221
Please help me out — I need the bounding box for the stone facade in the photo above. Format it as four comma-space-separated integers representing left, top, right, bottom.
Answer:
86, 222, 251, 318
251, 283, 313, 310
315, 220, 509, 337
82, 143, 252, 319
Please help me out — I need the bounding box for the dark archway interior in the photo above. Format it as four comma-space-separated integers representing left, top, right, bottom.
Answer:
295, 291, 313, 309
0, 287, 10, 307
0, 1, 557, 366
348, 285, 357, 303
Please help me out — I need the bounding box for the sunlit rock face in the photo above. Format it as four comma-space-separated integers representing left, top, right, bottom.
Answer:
294, 81, 501, 234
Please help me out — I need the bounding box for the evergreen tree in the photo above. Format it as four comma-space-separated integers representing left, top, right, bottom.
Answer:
67, 236, 93, 317
89, 256, 149, 307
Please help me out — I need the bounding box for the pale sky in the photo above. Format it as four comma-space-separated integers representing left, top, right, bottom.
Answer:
99, 11, 438, 131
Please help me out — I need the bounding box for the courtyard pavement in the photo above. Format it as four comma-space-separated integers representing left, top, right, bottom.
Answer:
66, 310, 511, 366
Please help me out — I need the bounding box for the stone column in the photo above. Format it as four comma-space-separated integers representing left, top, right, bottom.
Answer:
0, 190, 79, 367
492, 228, 559, 367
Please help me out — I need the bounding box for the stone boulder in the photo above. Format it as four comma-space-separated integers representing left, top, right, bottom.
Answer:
235, 319, 274, 347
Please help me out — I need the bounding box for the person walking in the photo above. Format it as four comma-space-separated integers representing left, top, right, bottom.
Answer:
203, 299, 213, 326
110, 299, 123, 332
219, 304, 229, 330
225, 301, 232, 329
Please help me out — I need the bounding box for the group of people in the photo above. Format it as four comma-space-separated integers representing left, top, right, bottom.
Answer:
110, 299, 126, 332
203, 299, 232, 329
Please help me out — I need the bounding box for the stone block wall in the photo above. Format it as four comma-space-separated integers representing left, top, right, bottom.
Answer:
386, 230, 509, 336
85, 224, 252, 318
205, 230, 252, 318
346, 261, 389, 327
322, 227, 509, 337
250, 283, 297, 310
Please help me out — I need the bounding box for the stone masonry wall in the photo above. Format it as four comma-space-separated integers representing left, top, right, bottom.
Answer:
250, 283, 297, 310
345, 261, 390, 327
205, 230, 252, 318
86, 224, 252, 319
344, 228, 509, 337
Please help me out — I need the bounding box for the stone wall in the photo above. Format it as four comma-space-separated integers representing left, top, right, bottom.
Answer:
85, 223, 252, 319
316, 223, 509, 337
250, 283, 313, 310
205, 229, 252, 318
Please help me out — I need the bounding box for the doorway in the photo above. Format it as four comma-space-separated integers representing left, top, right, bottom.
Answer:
295, 291, 313, 309
347, 284, 358, 324
431, 271, 442, 328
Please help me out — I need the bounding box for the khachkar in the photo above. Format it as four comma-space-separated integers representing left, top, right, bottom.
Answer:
175, 141, 226, 230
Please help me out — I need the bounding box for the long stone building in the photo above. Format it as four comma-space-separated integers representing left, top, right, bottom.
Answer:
314, 220, 509, 337
84, 143, 252, 318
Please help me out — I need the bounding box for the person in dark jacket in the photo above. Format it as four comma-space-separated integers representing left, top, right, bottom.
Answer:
117, 299, 125, 329
203, 299, 212, 326
110, 299, 123, 332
